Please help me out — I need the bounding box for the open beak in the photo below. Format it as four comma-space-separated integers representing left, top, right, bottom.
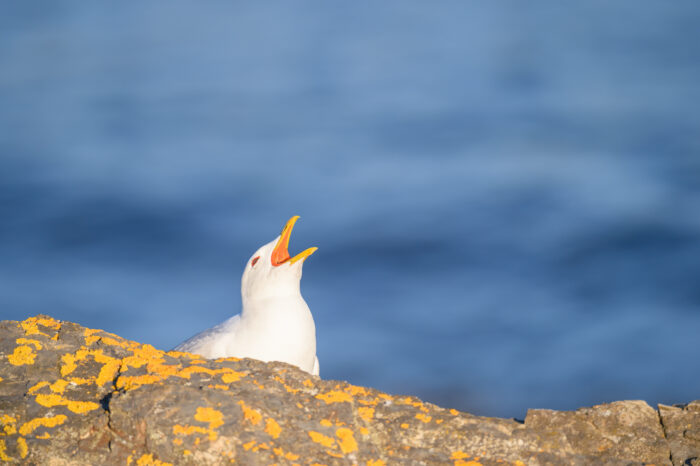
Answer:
271, 216, 318, 266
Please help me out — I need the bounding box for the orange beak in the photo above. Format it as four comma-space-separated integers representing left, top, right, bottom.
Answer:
270, 216, 318, 266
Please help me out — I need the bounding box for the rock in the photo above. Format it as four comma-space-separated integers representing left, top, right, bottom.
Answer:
659, 401, 700, 465
0, 315, 694, 465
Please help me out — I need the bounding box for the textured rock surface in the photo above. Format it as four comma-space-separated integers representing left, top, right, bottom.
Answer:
0, 315, 695, 465
659, 401, 700, 466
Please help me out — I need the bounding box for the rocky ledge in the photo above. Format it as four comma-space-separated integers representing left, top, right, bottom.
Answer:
0, 316, 697, 465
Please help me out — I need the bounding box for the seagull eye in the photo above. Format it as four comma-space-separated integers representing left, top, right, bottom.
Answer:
251, 256, 260, 267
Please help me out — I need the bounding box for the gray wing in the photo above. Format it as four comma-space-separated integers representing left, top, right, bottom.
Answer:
172, 315, 240, 357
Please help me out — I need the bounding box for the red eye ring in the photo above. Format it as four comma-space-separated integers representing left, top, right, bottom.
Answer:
251, 256, 260, 267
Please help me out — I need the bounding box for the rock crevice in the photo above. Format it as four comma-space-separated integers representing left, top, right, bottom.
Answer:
0, 315, 698, 465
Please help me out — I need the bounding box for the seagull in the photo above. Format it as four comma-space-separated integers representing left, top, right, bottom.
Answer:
174, 216, 320, 375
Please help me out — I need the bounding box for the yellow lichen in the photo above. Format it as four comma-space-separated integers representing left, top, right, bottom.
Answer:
242, 441, 269, 452
16, 338, 42, 350
8, 345, 36, 365
67, 400, 101, 414
451, 451, 483, 466
49, 379, 69, 394
27, 381, 48, 394
195, 407, 224, 429
172, 424, 216, 441
135, 453, 172, 466
220, 370, 245, 383
36, 432, 50, 439
274, 376, 300, 394
1, 415, 17, 435
19, 415, 67, 436
308, 431, 335, 448
251, 379, 265, 389
101, 336, 126, 347
367, 460, 386, 466
315, 390, 353, 404
0, 439, 12, 462
360, 427, 369, 435
60, 352, 78, 376
264, 418, 282, 439
335, 428, 358, 454
358, 406, 375, 422
242, 440, 256, 451
238, 401, 262, 425
34, 393, 100, 414
20, 316, 60, 336
344, 385, 369, 396
450, 408, 459, 416
116, 374, 163, 391
415, 413, 432, 423
34, 393, 63, 407
16, 437, 28, 459
400, 423, 409, 429
273, 446, 300, 461
320, 419, 333, 427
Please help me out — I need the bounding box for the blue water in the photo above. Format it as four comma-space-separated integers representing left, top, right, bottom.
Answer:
2, 2, 700, 418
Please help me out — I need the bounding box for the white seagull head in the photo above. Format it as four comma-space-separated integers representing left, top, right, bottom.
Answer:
241, 216, 317, 305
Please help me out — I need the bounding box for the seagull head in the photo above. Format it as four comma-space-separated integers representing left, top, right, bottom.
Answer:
241, 216, 317, 304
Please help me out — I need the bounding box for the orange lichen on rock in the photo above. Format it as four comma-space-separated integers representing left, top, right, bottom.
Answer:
220, 370, 246, 383
238, 400, 262, 425
60, 347, 120, 382
273, 446, 300, 461
415, 413, 432, 423
335, 427, 358, 454
265, 417, 282, 439
135, 453, 173, 466
172, 424, 217, 442
0, 440, 11, 462
367, 460, 386, 466
274, 375, 300, 393
358, 406, 375, 422
195, 407, 224, 429
1, 415, 17, 435
8, 345, 36, 366
34, 393, 100, 414
315, 390, 353, 404
308, 431, 336, 448
16, 338, 42, 350
20, 316, 60, 336
451, 451, 484, 466
16, 437, 28, 459
344, 385, 369, 397
18, 415, 68, 436
242, 440, 257, 451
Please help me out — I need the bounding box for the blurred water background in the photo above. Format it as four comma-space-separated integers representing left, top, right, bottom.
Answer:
2, 2, 700, 418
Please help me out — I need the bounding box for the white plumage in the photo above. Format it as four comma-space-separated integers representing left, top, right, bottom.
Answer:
174, 216, 319, 375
